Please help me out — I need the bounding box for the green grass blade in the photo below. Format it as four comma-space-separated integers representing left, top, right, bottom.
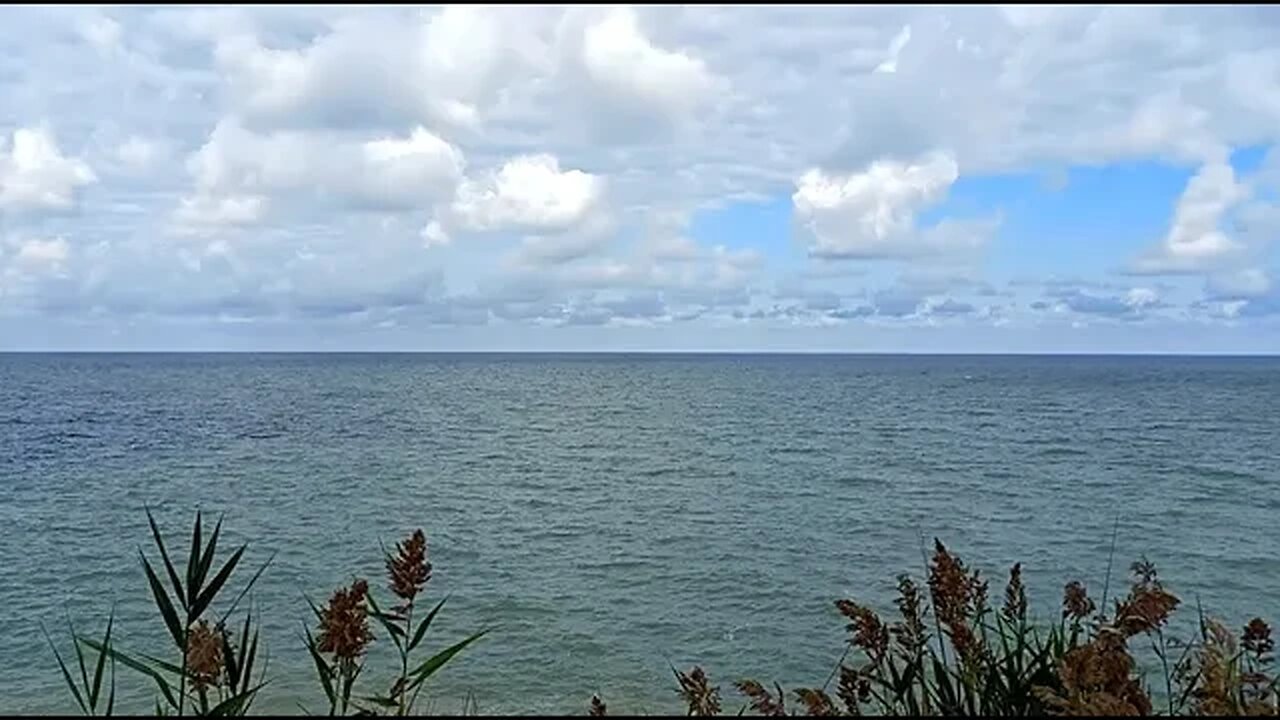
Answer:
931, 655, 956, 712
358, 695, 399, 709
341, 659, 364, 709
207, 681, 269, 717
238, 611, 253, 686
219, 551, 274, 626
223, 626, 240, 691
249, 641, 269, 714
145, 505, 187, 612
65, 614, 92, 708
409, 596, 450, 652
304, 595, 324, 624
134, 650, 187, 678
80, 639, 179, 709
106, 654, 116, 717
191, 544, 245, 621
90, 611, 114, 708
242, 627, 260, 696
42, 623, 88, 715
186, 510, 203, 610
194, 514, 223, 607
140, 551, 185, 648
405, 629, 490, 693
364, 593, 405, 652
304, 627, 336, 705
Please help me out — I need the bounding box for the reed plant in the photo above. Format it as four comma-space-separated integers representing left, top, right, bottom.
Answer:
46, 510, 486, 717
301, 530, 489, 716
47, 514, 1276, 716
594, 539, 1277, 717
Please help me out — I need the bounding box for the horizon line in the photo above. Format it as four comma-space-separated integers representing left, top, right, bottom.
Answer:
3, 350, 1280, 357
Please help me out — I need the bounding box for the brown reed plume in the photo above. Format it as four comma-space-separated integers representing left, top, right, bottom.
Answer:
1176, 615, 1279, 717
835, 600, 890, 665
316, 580, 374, 661
674, 665, 721, 716
588, 693, 608, 717
305, 529, 489, 716
735, 680, 786, 717
1240, 618, 1277, 716
648, 545, 1272, 718
1062, 581, 1096, 623
377, 529, 438, 715
927, 539, 986, 668
892, 574, 929, 661
1002, 563, 1027, 624
1036, 629, 1151, 716
1111, 558, 1180, 638
49, 512, 488, 717
835, 665, 870, 716
385, 529, 431, 611
185, 620, 224, 690
1243, 618, 1274, 660
793, 687, 838, 716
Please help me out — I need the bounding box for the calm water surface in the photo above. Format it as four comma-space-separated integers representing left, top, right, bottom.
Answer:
2, 354, 1278, 714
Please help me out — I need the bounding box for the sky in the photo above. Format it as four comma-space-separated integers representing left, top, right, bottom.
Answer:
2, 5, 1280, 353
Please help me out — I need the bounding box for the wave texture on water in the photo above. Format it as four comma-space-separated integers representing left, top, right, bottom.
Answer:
2, 353, 1279, 714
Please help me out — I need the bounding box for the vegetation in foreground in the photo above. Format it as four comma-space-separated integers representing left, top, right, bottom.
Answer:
609, 543, 1277, 718
44, 511, 1276, 716
45, 509, 487, 717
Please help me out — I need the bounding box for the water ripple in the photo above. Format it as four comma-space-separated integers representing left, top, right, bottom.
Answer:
1, 353, 1278, 715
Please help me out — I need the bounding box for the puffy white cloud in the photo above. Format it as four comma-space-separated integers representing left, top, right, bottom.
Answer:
793, 152, 991, 260
1132, 159, 1250, 274
449, 154, 605, 235
356, 128, 466, 209
214, 6, 544, 133
576, 7, 719, 133
5, 5, 1280, 347
0, 127, 97, 212
175, 121, 465, 228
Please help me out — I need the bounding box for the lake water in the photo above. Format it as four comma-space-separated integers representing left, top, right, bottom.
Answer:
2, 353, 1278, 714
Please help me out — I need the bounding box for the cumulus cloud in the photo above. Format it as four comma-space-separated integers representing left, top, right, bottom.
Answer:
793, 151, 993, 261
355, 128, 467, 209
573, 7, 720, 135
175, 121, 465, 229
4, 5, 1280, 348
213, 6, 544, 133
0, 127, 97, 212
449, 154, 605, 235
1132, 159, 1250, 274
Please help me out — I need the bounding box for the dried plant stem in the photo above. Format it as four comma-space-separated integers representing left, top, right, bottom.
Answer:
822, 643, 852, 693
1100, 513, 1121, 620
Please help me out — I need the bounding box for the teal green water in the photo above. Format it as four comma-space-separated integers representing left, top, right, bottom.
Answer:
3, 354, 1279, 714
